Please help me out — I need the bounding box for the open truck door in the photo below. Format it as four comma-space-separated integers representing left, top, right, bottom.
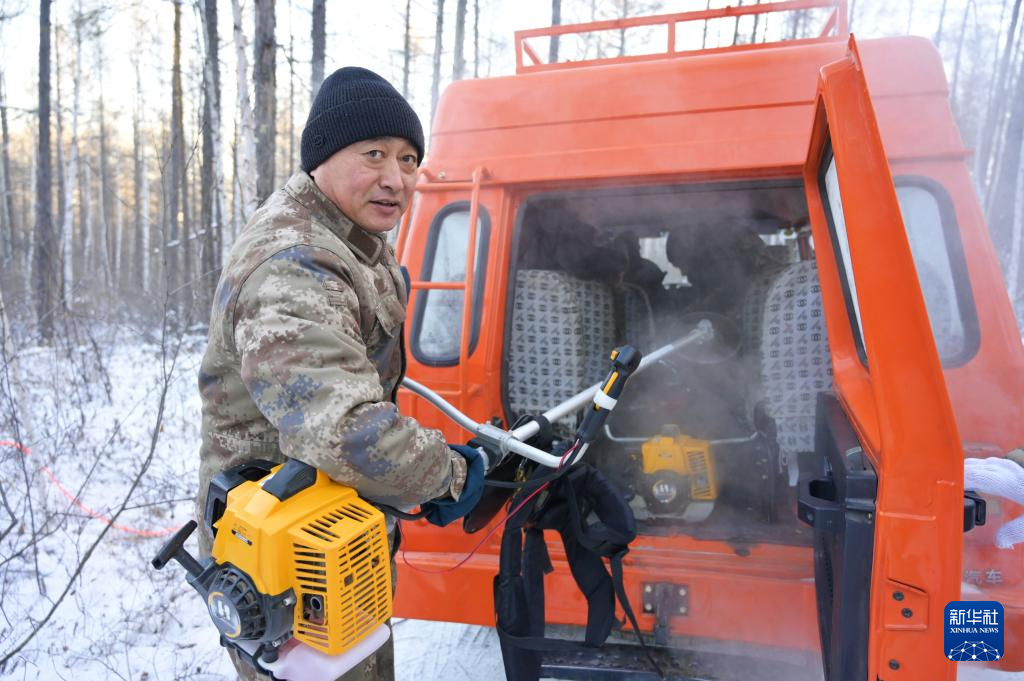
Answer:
799, 37, 970, 681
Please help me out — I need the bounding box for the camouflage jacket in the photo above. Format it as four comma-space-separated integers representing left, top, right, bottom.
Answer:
197, 172, 466, 531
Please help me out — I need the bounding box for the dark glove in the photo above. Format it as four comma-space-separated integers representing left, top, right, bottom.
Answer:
421, 445, 486, 527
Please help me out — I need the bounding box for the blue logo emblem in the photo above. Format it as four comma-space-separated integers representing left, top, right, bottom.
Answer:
944, 601, 1003, 662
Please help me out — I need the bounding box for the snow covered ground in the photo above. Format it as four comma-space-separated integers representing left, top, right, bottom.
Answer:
0, 329, 1016, 680
0, 328, 510, 681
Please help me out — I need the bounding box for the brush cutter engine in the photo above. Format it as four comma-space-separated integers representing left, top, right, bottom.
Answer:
153, 459, 393, 678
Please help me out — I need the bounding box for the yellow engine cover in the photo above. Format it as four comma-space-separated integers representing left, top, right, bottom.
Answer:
641, 427, 718, 501
211, 467, 392, 656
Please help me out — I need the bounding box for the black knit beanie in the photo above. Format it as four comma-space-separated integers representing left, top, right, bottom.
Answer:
300, 67, 425, 173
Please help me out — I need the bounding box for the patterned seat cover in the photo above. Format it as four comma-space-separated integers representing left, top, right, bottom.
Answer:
757, 260, 834, 484
507, 270, 616, 437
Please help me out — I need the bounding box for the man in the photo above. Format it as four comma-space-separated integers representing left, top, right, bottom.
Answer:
197, 67, 486, 681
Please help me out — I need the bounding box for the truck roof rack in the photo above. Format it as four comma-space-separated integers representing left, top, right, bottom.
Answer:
515, 0, 849, 74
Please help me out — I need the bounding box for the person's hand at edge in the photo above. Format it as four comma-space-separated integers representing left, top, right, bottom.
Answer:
965, 456, 1024, 549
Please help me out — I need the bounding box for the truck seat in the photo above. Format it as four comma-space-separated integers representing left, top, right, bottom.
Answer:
620, 283, 656, 350
741, 264, 786, 361
507, 269, 616, 437
756, 260, 833, 485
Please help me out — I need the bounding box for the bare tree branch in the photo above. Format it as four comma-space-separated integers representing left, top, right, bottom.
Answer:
0, 292, 185, 668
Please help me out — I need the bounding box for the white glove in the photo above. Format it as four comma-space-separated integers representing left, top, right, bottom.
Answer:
964, 456, 1024, 549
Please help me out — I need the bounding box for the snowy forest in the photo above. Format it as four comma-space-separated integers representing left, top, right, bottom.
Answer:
0, 0, 1022, 679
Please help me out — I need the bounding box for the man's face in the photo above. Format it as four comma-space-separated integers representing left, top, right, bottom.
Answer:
311, 136, 419, 233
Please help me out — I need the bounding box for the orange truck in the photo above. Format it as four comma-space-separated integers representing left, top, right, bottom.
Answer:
390, 1, 1024, 678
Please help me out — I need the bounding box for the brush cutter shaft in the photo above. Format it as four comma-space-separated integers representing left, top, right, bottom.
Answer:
400, 377, 565, 468
511, 323, 714, 443
402, 327, 709, 468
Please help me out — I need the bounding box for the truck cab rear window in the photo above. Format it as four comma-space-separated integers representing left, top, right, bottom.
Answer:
410, 203, 489, 365
894, 178, 978, 367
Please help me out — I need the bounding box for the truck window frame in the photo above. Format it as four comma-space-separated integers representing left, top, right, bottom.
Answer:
409, 201, 491, 367
818, 139, 870, 367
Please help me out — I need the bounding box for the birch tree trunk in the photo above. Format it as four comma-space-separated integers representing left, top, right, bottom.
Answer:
54, 22, 66, 305
200, 0, 223, 305
975, 0, 1022, 195
620, 0, 630, 56
96, 50, 113, 287
403, 0, 412, 97
287, 1, 295, 173
132, 51, 144, 292
0, 84, 7, 263
311, 0, 325, 101
35, 0, 55, 341
231, 0, 257, 232
114, 188, 123, 290
431, 0, 445, 117
254, 0, 276, 202
473, 0, 479, 77
703, 0, 711, 47
169, 0, 184, 293
25, 134, 35, 297
453, 0, 467, 81
985, 17, 1024, 205
140, 136, 150, 292
61, 17, 77, 304
987, 33, 1024, 294
549, 0, 561, 64
73, 1, 87, 283
935, 0, 949, 46
179, 82, 191, 298
95, 155, 109, 284
0, 71, 15, 262
81, 153, 91, 283
951, 0, 974, 105
231, 123, 239, 239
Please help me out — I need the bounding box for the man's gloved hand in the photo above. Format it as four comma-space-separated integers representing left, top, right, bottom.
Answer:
420, 445, 486, 527
965, 456, 1024, 549
467, 438, 507, 474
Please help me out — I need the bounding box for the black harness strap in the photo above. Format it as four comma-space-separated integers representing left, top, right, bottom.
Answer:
495, 464, 664, 681
610, 549, 664, 677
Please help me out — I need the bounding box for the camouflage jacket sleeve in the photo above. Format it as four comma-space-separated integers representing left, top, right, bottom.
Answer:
232, 244, 467, 507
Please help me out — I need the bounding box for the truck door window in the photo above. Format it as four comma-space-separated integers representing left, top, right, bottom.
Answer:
820, 146, 869, 365
894, 179, 978, 366
410, 203, 490, 365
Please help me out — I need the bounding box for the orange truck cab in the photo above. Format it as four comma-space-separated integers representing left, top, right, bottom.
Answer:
391, 2, 1024, 679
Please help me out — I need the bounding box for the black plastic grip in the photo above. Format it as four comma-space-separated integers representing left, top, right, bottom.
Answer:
152, 520, 203, 577
602, 346, 643, 401
262, 458, 318, 502
964, 490, 987, 532
577, 345, 643, 444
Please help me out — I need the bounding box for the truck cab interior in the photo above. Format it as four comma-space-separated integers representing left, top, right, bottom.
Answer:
504, 177, 975, 548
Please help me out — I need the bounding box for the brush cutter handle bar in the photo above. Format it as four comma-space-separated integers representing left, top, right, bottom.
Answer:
400, 377, 565, 468
511, 322, 714, 442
